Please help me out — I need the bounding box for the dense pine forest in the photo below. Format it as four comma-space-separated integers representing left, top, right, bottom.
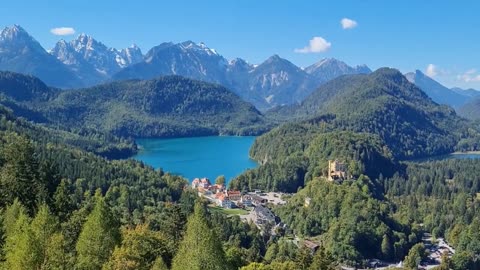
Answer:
0, 68, 479, 269
2, 104, 479, 269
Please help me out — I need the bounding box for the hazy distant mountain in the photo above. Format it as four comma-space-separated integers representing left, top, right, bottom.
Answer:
50, 34, 143, 85
458, 97, 480, 120
451, 87, 480, 98
0, 25, 81, 88
405, 70, 471, 109
305, 58, 371, 83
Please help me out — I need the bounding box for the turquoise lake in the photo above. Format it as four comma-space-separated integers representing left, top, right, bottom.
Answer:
133, 136, 258, 183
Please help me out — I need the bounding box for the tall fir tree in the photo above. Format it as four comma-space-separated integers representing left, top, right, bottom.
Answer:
381, 233, 393, 260
76, 191, 120, 270
44, 232, 68, 270
308, 246, 336, 270
171, 202, 229, 270
0, 133, 44, 212
30, 204, 60, 269
53, 179, 74, 223
150, 256, 168, 270
3, 203, 36, 269
403, 243, 425, 270
103, 224, 172, 270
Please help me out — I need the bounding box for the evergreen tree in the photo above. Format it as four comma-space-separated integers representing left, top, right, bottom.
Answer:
76, 192, 120, 269
171, 202, 229, 270
295, 246, 313, 270
225, 246, 247, 270
403, 243, 425, 270
215, 175, 226, 186
264, 243, 278, 263
451, 251, 475, 270
30, 204, 59, 269
435, 251, 453, 270
0, 133, 44, 212
103, 224, 171, 270
150, 256, 168, 270
61, 206, 90, 268
381, 234, 393, 260
240, 262, 268, 270
3, 203, 66, 270
53, 179, 74, 222
44, 232, 68, 270
308, 246, 336, 270
2, 199, 26, 238
3, 204, 36, 269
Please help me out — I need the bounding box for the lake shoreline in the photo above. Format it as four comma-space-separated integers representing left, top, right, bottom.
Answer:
407, 151, 480, 163
451, 150, 480, 155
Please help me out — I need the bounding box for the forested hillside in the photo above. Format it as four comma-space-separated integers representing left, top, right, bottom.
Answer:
270, 159, 480, 268
230, 131, 396, 193
235, 68, 480, 194
0, 103, 270, 269
0, 69, 479, 269
0, 104, 136, 158
0, 72, 270, 138
266, 68, 477, 160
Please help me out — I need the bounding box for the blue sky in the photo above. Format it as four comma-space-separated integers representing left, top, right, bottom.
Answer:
2, 0, 480, 88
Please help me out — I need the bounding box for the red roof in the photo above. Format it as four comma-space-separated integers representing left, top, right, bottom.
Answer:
217, 194, 229, 201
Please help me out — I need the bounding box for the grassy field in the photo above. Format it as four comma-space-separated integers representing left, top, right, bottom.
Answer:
208, 205, 249, 215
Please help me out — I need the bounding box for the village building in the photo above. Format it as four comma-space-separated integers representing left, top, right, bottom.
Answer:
215, 193, 234, 209
251, 195, 267, 206
227, 190, 242, 201
241, 195, 253, 207
192, 178, 201, 188
303, 240, 320, 253
253, 205, 276, 225
199, 177, 211, 188
197, 186, 212, 195
328, 159, 347, 181
208, 184, 225, 194
192, 177, 212, 189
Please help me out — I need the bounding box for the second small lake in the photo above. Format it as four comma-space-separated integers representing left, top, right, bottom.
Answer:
133, 136, 258, 183
411, 152, 480, 162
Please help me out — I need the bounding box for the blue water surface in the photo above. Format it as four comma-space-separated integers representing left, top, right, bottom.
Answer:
134, 136, 258, 183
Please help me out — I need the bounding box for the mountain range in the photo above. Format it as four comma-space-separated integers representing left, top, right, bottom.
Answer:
405, 70, 480, 109
458, 97, 480, 120
50, 34, 143, 85
2, 24, 479, 113
0, 25, 82, 88
0, 25, 371, 110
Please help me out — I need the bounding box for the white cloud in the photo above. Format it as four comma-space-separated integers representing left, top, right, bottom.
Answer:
294, 37, 331, 53
457, 69, 480, 82
341, 18, 358, 29
50, 27, 76, 36
425, 64, 438, 77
